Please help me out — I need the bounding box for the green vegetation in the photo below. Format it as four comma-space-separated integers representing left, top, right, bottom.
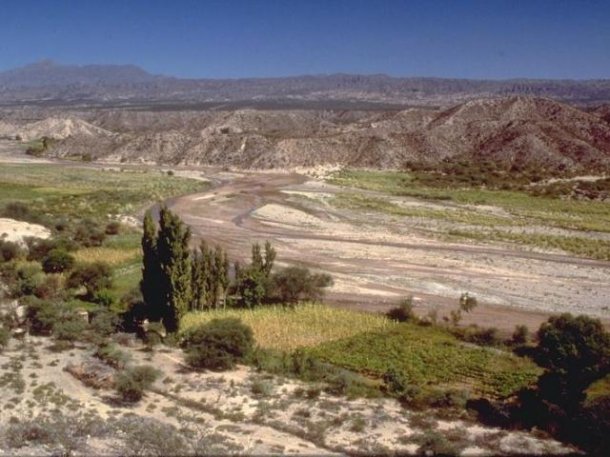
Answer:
0, 164, 207, 226
140, 207, 192, 332
307, 323, 540, 398
115, 365, 160, 402
448, 228, 610, 260
182, 318, 254, 370
328, 169, 610, 260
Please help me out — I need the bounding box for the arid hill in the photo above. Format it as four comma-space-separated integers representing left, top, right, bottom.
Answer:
3, 96, 610, 173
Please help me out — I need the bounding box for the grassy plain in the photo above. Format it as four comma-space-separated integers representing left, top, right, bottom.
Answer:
0, 164, 206, 223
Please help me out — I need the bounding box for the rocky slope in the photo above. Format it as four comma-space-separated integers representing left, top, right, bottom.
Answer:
3, 96, 610, 173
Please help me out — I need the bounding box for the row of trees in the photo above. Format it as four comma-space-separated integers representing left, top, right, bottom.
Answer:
140, 206, 331, 332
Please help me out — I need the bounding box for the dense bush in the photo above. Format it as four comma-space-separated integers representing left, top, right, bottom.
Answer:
90, 310, 120, 338
115, 365, 160, 402
105, 221, 121, 235
509, 324, 529, 346
0, 240, 22, 262
234, 269, 266, 308
67, 262, 112, 299
23, 297, 61, 336
73, 221, 106, 247
183, 318, 254, 370
26, 237, 77, 262
270, 266, 333, 304
53, 317, 88, 343
12, 263, 45, 297
42, 249, 75, 273
534, 313, 610, 409
33, 274, 64, 300
452, 325, 502, 347
386, 297, 415, 322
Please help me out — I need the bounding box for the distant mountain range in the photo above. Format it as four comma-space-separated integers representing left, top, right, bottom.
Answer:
1, 61, 610, 107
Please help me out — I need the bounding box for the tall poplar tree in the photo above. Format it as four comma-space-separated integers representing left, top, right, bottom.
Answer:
156, 206, 192, 332
140, 210, 163, 321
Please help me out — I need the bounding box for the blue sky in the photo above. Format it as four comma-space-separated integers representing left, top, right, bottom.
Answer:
0, 0, 609, 79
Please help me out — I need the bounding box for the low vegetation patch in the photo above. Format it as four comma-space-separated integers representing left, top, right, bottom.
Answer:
181, 303, 396, 351
307, 322, 541, 398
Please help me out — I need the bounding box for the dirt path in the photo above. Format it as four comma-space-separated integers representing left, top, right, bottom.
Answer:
169, 170, 610, 333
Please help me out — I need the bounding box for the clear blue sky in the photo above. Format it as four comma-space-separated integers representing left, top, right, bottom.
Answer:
1, 0, 609, 79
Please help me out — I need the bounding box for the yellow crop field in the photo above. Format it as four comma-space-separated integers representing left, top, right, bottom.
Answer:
181, 303, 396, 351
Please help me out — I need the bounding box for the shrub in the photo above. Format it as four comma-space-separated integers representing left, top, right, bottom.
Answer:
53, 317, 88, 343
66, 262, 112, 299
0, 326, 9, 351
34, 274, 63, 300
73, 221, 106, 247
105, 221, 121, 235
386, 297, 415, 322
90, 310, 120, 338
95, 343, 130, 369
42, 249, 75, 273
535, 313, 610, 409
183, 318, 254, 370
1, 202, 38, 223
270, 266, 333, 304
26, 237, 76, 261
0, 240, 22, 262
12, 263, 45, 297
23, 297, 61, 336
459, 292, 478, 313
92, 289, 114, 307
115, 365, 160, 402
382, 368, 422, 404
510, 324, 529, 346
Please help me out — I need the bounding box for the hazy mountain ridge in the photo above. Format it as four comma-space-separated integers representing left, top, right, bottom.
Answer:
1, 61, 610, 106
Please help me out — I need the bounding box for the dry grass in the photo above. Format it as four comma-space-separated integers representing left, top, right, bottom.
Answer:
181, 303, 396, 351
73, 247, 141, 267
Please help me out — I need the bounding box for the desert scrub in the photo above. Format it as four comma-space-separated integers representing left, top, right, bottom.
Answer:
115, 365, 160, 402
307, 323, 541, 398
181, 303, 395, 351
183, 318, 254, 370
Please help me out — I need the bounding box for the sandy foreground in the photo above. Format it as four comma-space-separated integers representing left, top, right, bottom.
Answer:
0, 218, 50, 245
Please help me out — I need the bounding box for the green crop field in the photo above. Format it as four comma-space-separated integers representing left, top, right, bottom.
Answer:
307, 322, 541, 398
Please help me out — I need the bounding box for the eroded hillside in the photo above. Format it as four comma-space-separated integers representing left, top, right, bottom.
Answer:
2, 96, 610, 174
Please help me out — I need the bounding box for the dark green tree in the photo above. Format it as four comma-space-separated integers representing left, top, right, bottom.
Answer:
156, 206, 192, 333
140, 211, 163, 321
535, 313, 610, 411
262, 241, 276, 277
